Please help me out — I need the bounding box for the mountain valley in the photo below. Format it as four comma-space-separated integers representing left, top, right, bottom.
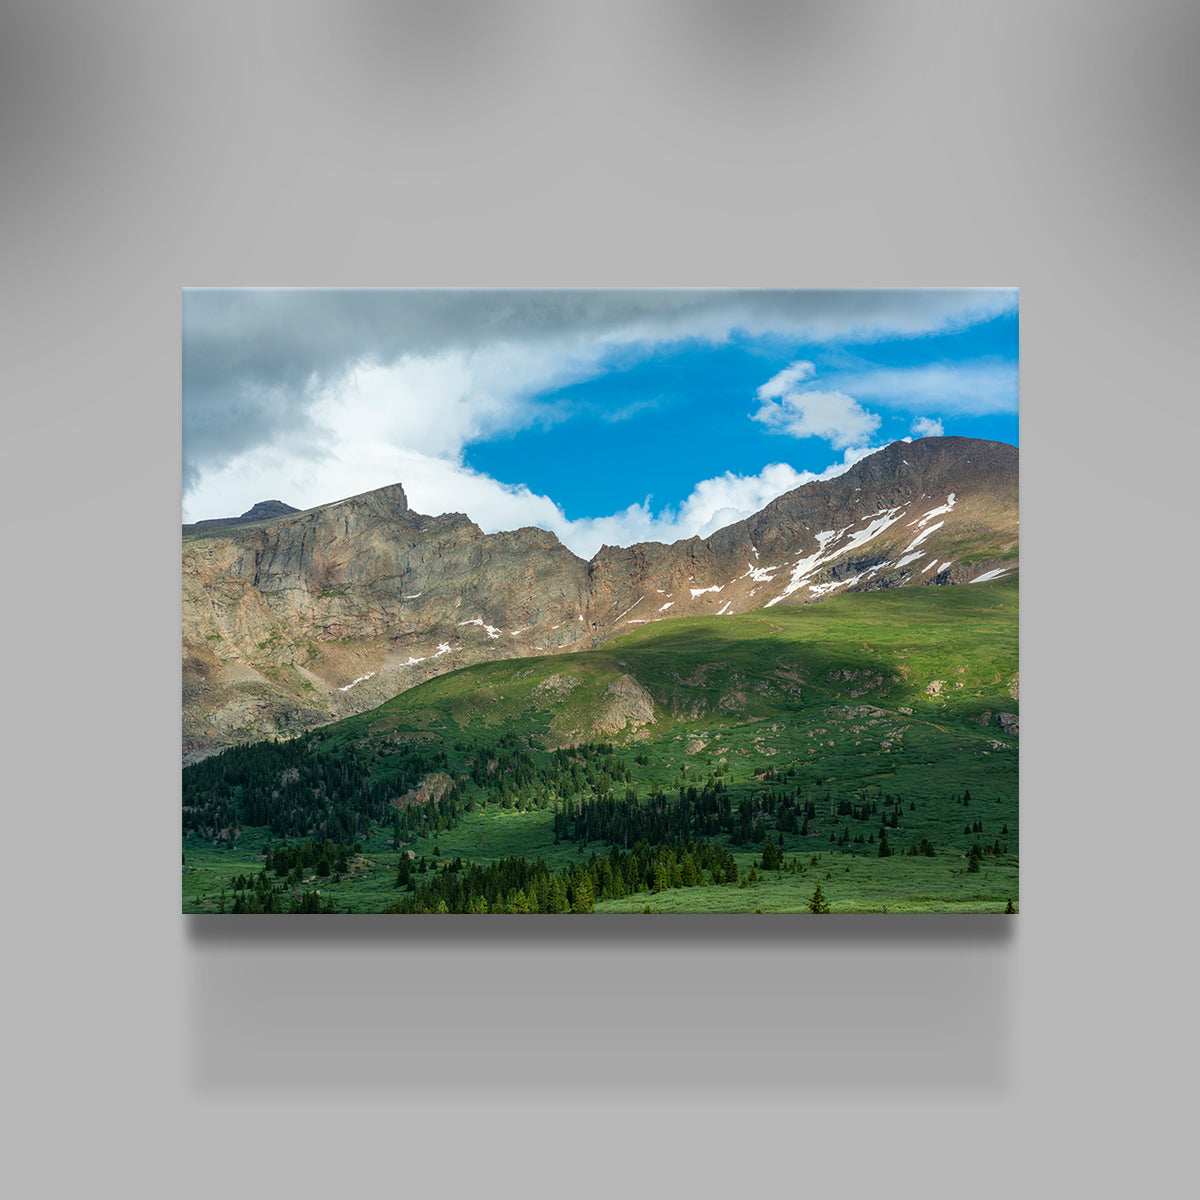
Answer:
182, 435, 1018, 914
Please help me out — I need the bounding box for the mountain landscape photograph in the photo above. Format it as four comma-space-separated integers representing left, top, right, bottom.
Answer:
182, 287, 1019, 914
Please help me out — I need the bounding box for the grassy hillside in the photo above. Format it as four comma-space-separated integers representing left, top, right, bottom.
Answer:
183, 577, 1018, 914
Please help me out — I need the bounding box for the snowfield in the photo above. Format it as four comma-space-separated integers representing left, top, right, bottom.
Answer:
765, 506, 908, 608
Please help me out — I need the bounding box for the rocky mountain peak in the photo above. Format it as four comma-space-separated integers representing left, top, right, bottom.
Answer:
183, 436, 1018, 761
332, 481, 409, 519
239, 500, 299, 522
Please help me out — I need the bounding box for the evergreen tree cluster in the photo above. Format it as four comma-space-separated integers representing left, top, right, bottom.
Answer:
387, 838, 740, 914
219, 867, 338, 914
464, 738, 629, 812
183, 734, 452, 841
550, 773, 940, 858
264, 837, 360, 881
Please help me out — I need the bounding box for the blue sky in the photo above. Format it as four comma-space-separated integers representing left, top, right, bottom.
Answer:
467, 313, 1018, 522
183, 289, 1017, 559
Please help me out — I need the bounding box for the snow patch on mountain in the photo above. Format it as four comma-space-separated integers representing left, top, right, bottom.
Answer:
458, 617, 501, 639
903, 521, 944, 553
766, 507, 907, 608
809, 576, 859, 598
742, 561, 781, 583
907, 494, 956, 528
616, 597, 645, 621
402, 642, 455, 667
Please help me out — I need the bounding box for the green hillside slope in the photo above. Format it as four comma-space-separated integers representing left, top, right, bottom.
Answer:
183, 578, 1018, 914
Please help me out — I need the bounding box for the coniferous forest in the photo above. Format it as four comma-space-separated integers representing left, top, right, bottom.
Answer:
184, 581, 1018, 914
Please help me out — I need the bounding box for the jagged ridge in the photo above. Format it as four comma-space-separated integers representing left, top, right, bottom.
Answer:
182, 436, 1017, 760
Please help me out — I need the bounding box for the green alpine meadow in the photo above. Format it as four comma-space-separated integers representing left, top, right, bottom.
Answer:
183, 575, 1018, 914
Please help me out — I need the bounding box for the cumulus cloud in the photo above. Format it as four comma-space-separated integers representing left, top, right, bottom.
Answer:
183, 438, 886, 563
752, 387, 882, 449
549, 448, 885, 556
183, 443, 565, 541
310, 343, 598, 460
910, 416, 945, 437
184, 335, 616, 521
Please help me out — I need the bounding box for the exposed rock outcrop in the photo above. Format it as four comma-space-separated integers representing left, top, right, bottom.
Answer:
594, 674, 657, 737
997, 712, 1020, 735
183, 436, 1018, 757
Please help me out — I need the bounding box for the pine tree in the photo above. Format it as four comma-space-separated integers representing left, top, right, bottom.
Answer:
807, 882, 830, 913
547, 875, 569, 914
571, 873, 595, 913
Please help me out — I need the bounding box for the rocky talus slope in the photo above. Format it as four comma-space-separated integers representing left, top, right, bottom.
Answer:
183, 436, 1017, 760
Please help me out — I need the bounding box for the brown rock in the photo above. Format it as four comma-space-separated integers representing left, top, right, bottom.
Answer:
182, 436, 1018, 756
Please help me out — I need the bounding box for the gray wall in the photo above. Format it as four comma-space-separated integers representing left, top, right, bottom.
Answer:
4, 3, 1191, 1197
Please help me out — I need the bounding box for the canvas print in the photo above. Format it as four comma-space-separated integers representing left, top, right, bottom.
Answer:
182, 288, 1018, 914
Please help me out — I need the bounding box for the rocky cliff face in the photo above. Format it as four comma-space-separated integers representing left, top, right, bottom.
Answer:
183, 436, 1017, 760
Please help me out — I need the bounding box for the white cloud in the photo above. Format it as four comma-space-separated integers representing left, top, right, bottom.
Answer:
832, 361, 1018, 414
184, 441, 564, 536
184, 334, 635, 517
184, 437, 885, 563
911, 416, 945, 437
545, 448, 884, 557
752, 388, 882, 449
183, 331, 895, 555
756, 360, 816, 400
310, 339, 618, 463
182, 291, 1017, 561
184, 289, 1017, 495
679, 462, 823, 535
